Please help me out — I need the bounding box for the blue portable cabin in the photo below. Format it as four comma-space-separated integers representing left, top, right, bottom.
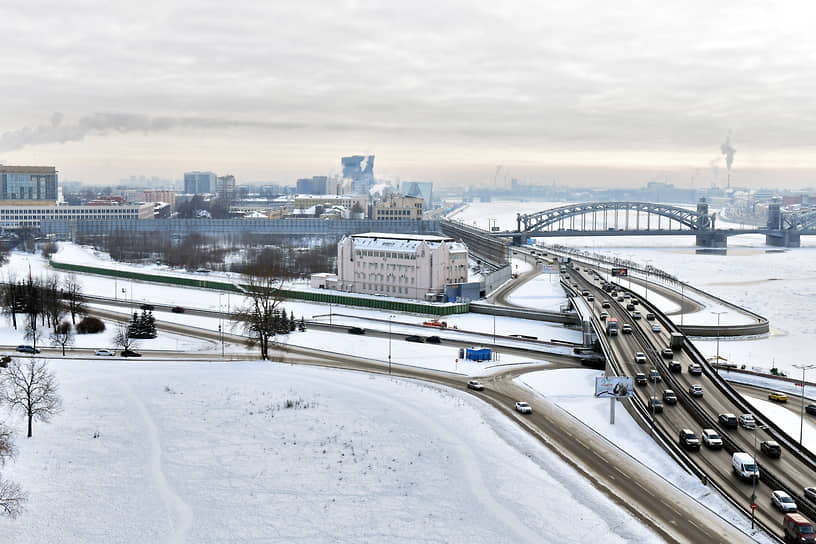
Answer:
465, 347, 492, 361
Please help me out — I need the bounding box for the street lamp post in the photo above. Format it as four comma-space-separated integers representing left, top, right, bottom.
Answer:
751, 422, 768, 529
793, 363, 816, 446
680, 283, 685, 328
711, 311, 727, 374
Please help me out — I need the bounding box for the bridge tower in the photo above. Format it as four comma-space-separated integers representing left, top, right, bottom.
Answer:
766, 198, 801, 247
695, 198, 726, 247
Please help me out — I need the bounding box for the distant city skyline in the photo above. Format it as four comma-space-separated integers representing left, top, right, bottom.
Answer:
2, 2, 816, 189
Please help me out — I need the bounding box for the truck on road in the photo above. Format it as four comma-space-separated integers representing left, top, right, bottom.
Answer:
606, 317, 619, 336
670, 332, 684, 350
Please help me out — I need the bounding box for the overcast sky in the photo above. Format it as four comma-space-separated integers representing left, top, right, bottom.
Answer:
1, 1, 815, 188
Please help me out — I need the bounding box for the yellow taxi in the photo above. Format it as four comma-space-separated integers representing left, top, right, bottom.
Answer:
769, 391, 788, 403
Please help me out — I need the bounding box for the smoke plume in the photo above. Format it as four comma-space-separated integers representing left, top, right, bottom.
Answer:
0, 112, 318, 153
720, 135, 736, 171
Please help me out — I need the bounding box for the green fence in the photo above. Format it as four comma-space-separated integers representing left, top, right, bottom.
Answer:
50, 260, 470, 316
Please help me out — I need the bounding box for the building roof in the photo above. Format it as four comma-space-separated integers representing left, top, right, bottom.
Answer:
0, 166, 57, 174
349, 232, 465, 253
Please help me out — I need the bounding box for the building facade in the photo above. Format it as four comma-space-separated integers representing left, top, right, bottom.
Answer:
184, 171, 216, 194
0, 203, 154, 229
400, 181, 433, 210
0, 166, 58, 203
336, 232, 468, 300
294, 194, 368, 212
372, 194, 424, 221
216, 174, 236, 200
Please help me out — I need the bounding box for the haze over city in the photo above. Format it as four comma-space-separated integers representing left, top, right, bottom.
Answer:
2, 1, 816, 187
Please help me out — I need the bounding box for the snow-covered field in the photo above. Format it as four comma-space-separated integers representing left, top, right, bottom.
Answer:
0, 360, 659, 544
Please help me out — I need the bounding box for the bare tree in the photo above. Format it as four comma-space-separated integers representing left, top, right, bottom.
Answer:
0, 424, 24, 518
1, 271, 19, 330
0, 475, 25, 518
49, 321, 74, 356
232, 275, 286, 360
23, 320, 42, 353
2, 358, 62, 438
113, 323, 138, 353
62, 275, 86, 325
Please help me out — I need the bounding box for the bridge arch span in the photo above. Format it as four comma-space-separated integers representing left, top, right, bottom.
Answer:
517, 201, 711, 233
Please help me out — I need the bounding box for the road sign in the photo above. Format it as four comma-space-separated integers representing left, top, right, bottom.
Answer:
611, 267, 628, 277
542, 264, 559, 274
750, 503, 757, 510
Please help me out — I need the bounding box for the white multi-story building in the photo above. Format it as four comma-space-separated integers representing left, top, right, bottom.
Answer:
336, 232, 468, 300
0, 203, 154, 229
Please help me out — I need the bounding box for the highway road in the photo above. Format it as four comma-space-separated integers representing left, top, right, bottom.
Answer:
570, 264, 816, 541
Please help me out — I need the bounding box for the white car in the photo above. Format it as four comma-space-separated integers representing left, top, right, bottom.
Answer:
467, 380, 484, 391
634, 352, 647, 364
739, 414, 757, 429
701, 428, 723, 448
94, 349, 115, 356
689, 384, 704, 397
651, 324, 662, 333
772, 490, 798, 512
515, 401, 532, 414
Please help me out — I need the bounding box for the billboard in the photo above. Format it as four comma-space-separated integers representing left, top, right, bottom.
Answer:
595, 376, 634, 398
611, 267, 628, 277
542, 264, 559, 274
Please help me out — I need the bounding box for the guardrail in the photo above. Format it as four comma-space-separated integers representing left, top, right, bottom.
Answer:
629, 287, 816, 524
574, 272, 786, 540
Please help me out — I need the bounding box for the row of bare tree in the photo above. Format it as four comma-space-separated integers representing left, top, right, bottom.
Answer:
0, 357, 61, 517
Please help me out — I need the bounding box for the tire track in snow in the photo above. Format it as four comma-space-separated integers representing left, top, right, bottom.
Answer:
124, 383, 193, 544
304, 372, 542, 543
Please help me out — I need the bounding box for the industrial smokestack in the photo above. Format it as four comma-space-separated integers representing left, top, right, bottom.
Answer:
720, 135, 736, 188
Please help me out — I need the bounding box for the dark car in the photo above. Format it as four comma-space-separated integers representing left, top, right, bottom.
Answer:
626, 303, 635, 311
661, 349, 674, 359
140, 304, 155, 311
348, 327, 366, 335
171, 306, 185, 313
646, 313, 656, 321
635, 372, 648, 385
426, 336, 441, 344
679, 429, 701, 451
649, 397, 664, 413
668, 361, 682, 373
405, 335, 425, 343
649, 369, 662, 382
663, 389, 678, 405
16, 345, 40, 354
761, 440, 782, 458
121, 350, 142, 358
807, 404, 816, 416
718, 413, 738, 429
622, 324, 633, 334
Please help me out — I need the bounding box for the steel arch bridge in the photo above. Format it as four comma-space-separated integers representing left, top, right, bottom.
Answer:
783, 210, 816, 231
516, 202, 713, 233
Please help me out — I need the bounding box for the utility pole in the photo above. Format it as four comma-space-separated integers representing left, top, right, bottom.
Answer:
793, 363, 816, 446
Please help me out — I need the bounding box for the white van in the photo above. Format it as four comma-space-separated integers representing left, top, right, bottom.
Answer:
732, 452, 760, 481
